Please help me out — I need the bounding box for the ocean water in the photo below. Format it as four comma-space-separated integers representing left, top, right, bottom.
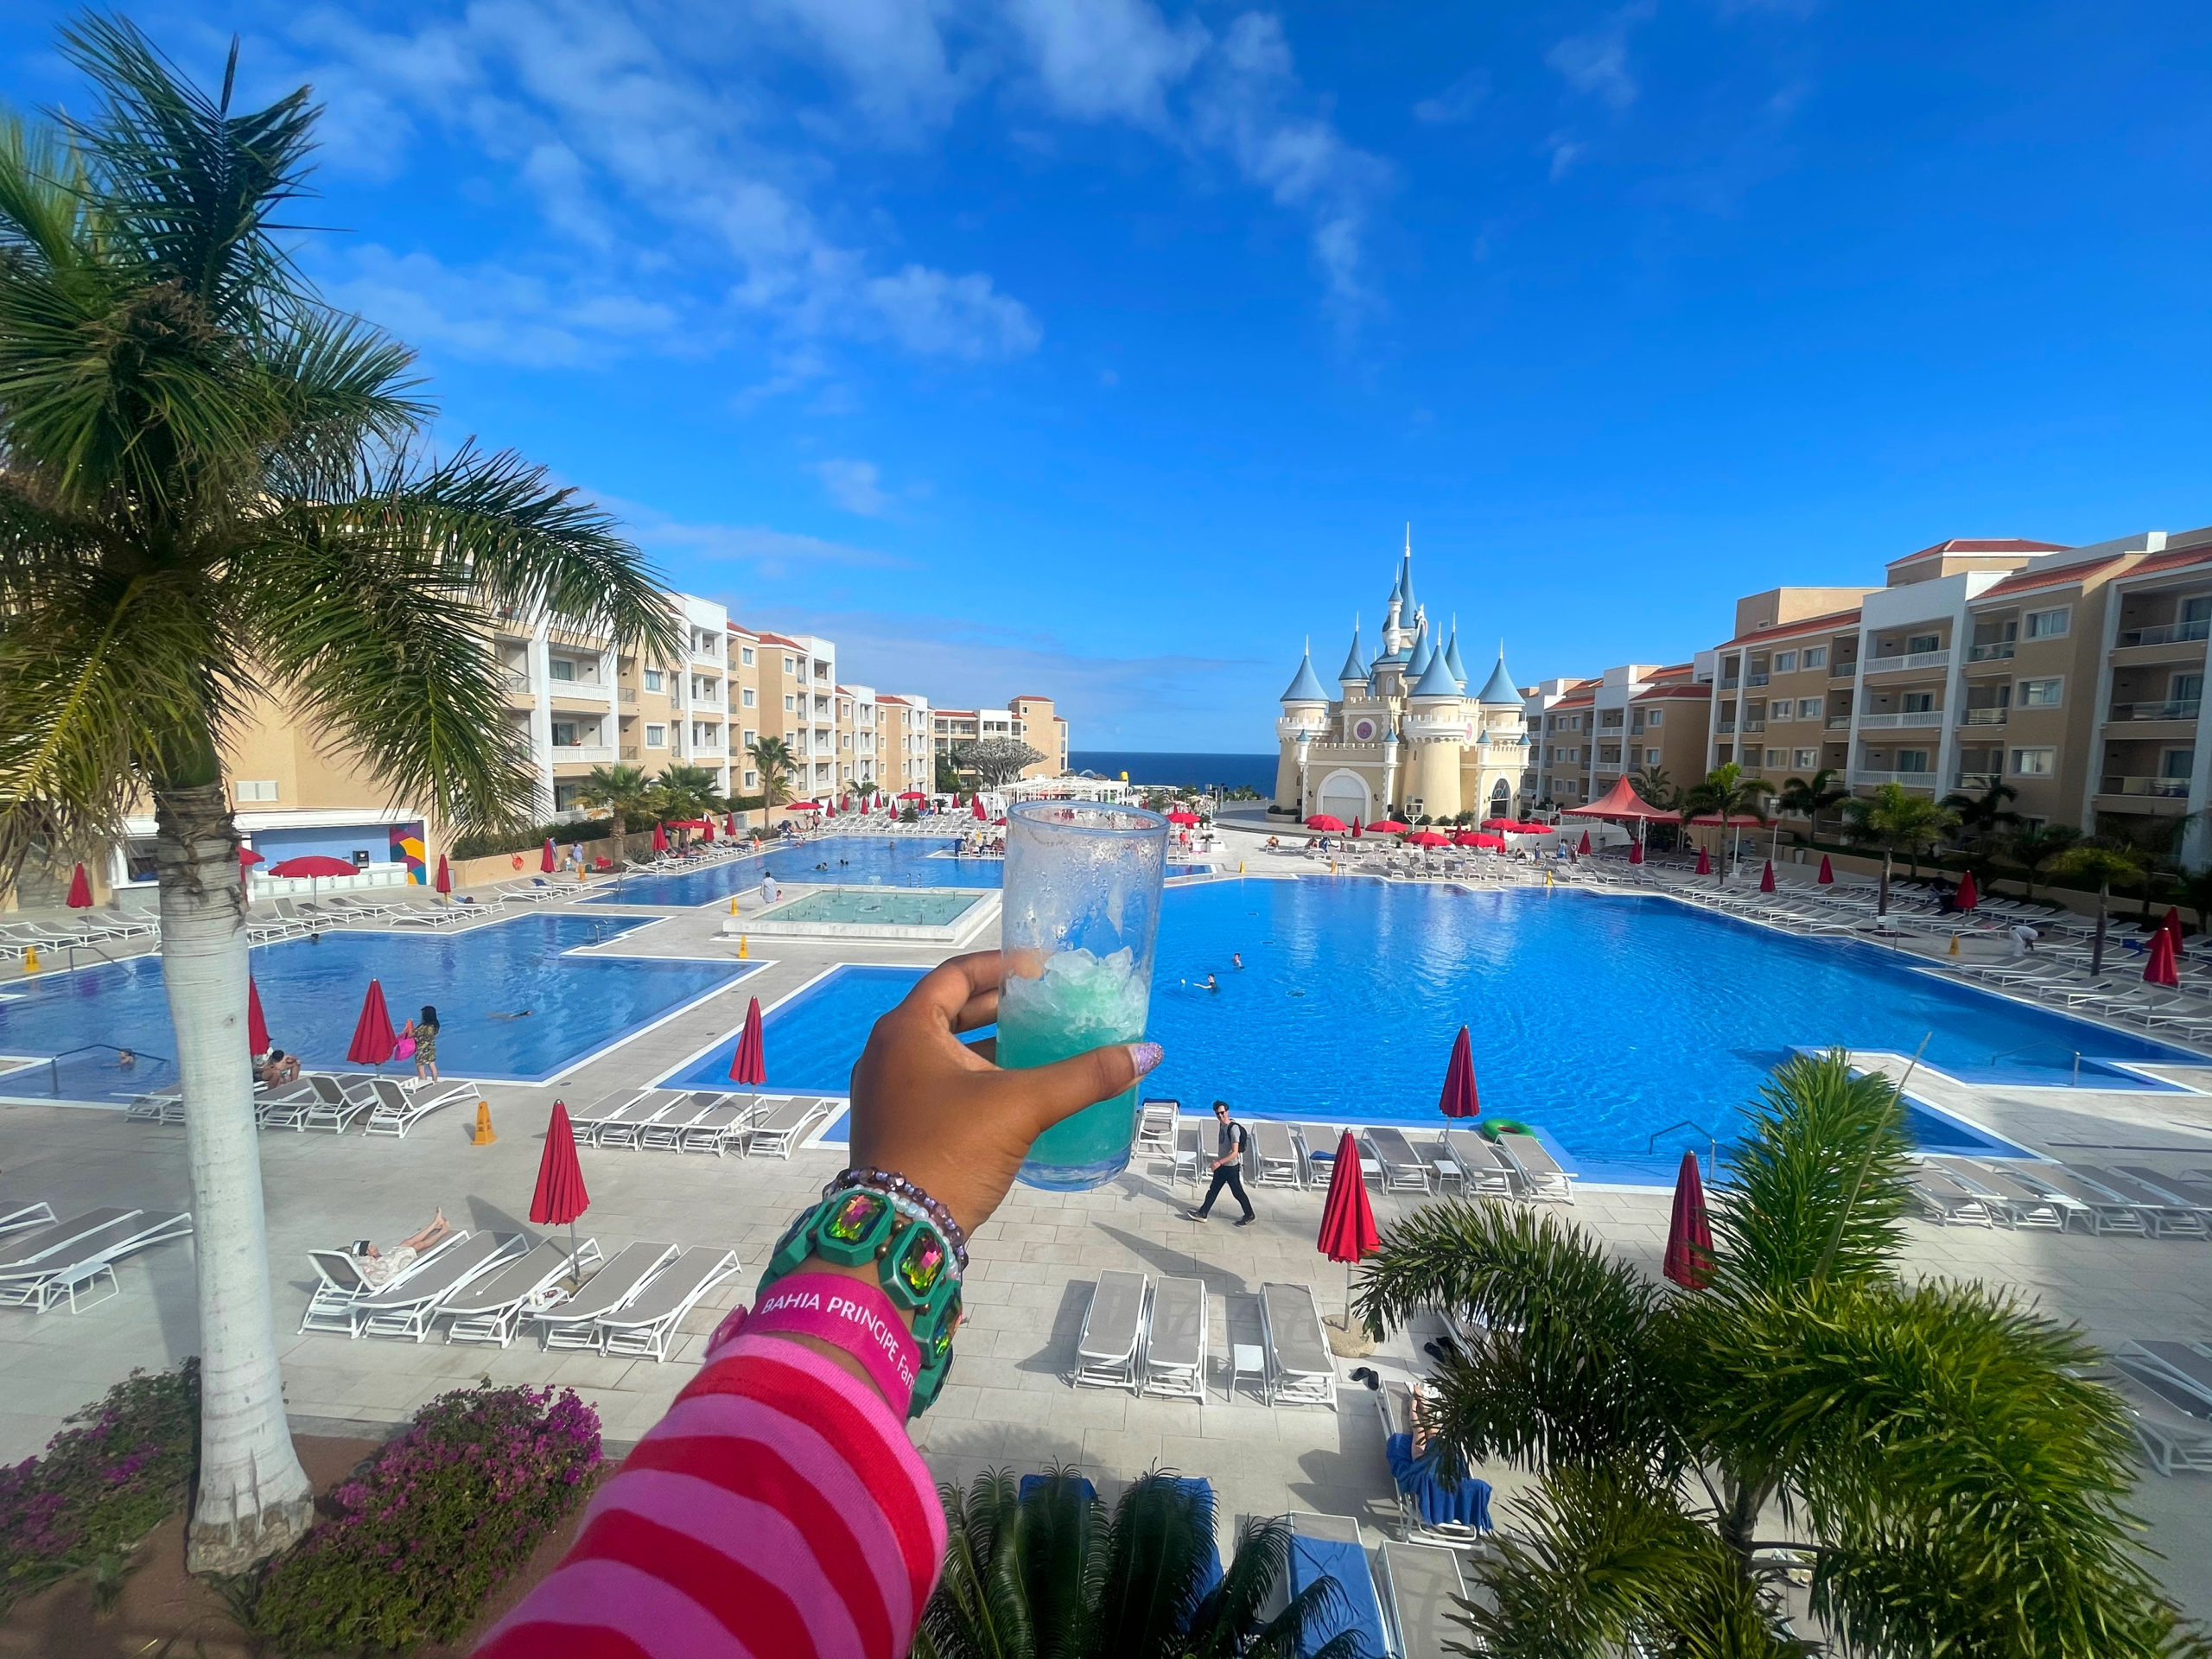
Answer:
1069, 751, 1278, 793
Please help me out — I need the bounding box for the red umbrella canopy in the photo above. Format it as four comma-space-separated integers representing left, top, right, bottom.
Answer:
1759, 860, 1777, 893
1816, 855, 1834, 885
2159, 906, 2185, 946
1408, 830, 1451, 847
1576, 830, 1592, 855
247, 976, 270, 1056
541, 838, 557, 874
1955, 870, 1979, 910
972, 796, 988, 820
1317, 1132, 1380, 1263
66, 862, 92, 907
1166, 810, 1202, 825
898, 790, 926, 801
1368, 819, 1410, 835
530, 1102, 592, 1227
1662, 1152, 1713, 1290
268, 855, 355, 879
2145, 929, 2181, 988
238, 847, 264, 882
1438, 1026, 1480, 1118
728, 996, 767, 1085
1480, 817, 1511, 830
652, 822, 669, 853
346, 979, 397, 1065
787, 801, 821, 811
1695, 846, 1712, 876
1304, 814, 1347, 832
434, 853, 453, 895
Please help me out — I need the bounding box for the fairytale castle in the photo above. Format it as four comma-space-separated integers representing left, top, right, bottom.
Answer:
1272, 534, 1529, 823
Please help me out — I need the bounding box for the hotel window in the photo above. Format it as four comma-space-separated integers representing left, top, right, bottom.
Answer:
548, 657, 575, 682
645, 725, 665, 747
2024, 607, 2069, 639
785, 695, 797, 712
744, 769, 759, 788
1765, 748, 1786, 766
642, 668, 662, 691
1794, 749, 1817, 768
1645, 709, 1662, 725
2162, 750, 2195, 781
741, 646, 755, 665
234, 779, 278, 803
1774, 651, 1797, 672
1803, 645, 1827, 668
1647, 747, 1662, 765
1906, 633, 1941, 654
2018, 678, 2062, 707
741, 729, 756, 749
1903, 692, 1934, 712
741, 687, 755, 707
785, 656, 797, 674
1799, 698, 1821, 719
1896, 751, 1929, 773
550, 721, 578, 747
2009, 747, 2055, 776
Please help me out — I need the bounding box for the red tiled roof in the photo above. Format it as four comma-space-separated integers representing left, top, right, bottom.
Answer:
1886, 537, 2069, 569
1976, 555, 2130, 598
1552, 696, 1595, 709
754, 631, 804, 649
1009, 694, 1055, 704
2117, 539, 2212, 582
1632, 683, 1713, 702
1724, 607, 1863, 647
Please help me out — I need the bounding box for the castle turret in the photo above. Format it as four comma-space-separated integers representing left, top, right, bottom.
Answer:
1337, 621, 1369, 695
1274, 643, 1330, 811
1443, 625, 1470, 694
1403, 635, 1469, 819
1405, 620, 1433, 683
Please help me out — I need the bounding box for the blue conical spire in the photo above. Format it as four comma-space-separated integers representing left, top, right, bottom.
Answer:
1475, 646, 1522, 706
1411, 637, 1464, 700
1405, 620, 1433, 681
1337, 618, 1367, 684
1281, 641, 1328, 703
1443, 621, 1469, 691
1398, 534, 1419, 632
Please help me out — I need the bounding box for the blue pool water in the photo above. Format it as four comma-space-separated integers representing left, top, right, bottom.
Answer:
664, 965, 933, 1096
765, 890, 985, 926
585, 837, 1003, 906
0, 915, 749, 1093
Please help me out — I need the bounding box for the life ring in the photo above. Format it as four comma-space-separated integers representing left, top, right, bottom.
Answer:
511, 855, 524, 869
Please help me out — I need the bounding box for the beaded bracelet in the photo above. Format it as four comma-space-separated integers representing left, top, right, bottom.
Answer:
759, 1188, 963, 1419
826, 1166, 969, 1270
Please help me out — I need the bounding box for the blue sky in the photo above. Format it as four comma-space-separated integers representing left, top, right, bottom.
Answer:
3, 3, 2204, 750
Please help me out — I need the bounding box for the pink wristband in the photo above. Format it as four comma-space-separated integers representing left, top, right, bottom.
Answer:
742, 1273, 920, 1417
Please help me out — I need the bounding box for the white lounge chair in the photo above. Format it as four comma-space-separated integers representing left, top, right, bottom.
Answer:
287, 1072, 377, 1133
637, 1091, 729, 1152
0, 1210, 193, 1314
743, 1096, 830, 1158
1140, 1275, 1208, 1404
1285, 1512, 1389, 1656
595, 1246, 740, 1361
361, 1077, 475, 1139
1908, 1164, 1999, 1228
1379, 1382, 1488, 1549
1074, 1269, 1149, 1392
1260, 1281, 1338, 1409
1294, 1124, 1343, 1185
1252, 1120, 1305, 1188
2121, 1342, 2212, 1414
352, 1233, 525, 1341
0, 1201, 54, 1237
1367, 1127, 1434, 1194
1496, 1132, 1576, 1203
2009, 1166, 2152, 1236
0, 1207, 139, 1270
677, 1096, 760, 1154
1167, 1122, 1205, 1187
591, 1090, 682, 1149
1378, 1537, 1471, 1659
2109, 1363, 2212, 1476
1926, 1158, 2073, 1230
534, 1242, 678, 1350
2078, 1169, 2211, 1239
299, 1232, 469, 1333
443, 1237, 605, 1345
1444, 1130, 1518, 1199
1135, 1099, 1179, 1160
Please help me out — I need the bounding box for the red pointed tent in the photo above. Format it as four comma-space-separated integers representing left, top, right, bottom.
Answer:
1816, 855, 1834, 885
247, 976, 270, 1057
1759, 860, 1777, 893
66, 863, 92, 907
1955, 870, 1979, 911
1438, 1026, 1479, 1118
346, 979, 397, 1066
1663, 1152, 1713, 1289
728, 996, 766, 1089
1562, 775, 1680, 821
2145, 928, 2181, 988
1318, 1131, 1379, 1263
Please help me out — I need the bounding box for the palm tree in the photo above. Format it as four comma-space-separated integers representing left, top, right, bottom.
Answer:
1629, 763, 1675, 809
0, 24, 675, 1571
1840, 783, 1959, 915
746, 733, 796, 830
2052, 842, 2150, 977
918, 1467, 1359, 1659
1679, 761, 1773, 878
1777, 766, 1847, 848
571, 763, 656, 864
1941, 776, 2021, 845
1357, 1050, 2194, 1658
651, 763, 724, 849
2005, 820, 2082, 900
2179, 863, 2212, 940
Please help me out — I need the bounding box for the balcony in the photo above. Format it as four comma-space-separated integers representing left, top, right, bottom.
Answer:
1830, 659, 1858, 677
2122, 620, 2211, 647
499, 666, 531, 694
620, 745, 640, 760
1745, 672, 1770, 687
1953, 772, 2000, 791
546, 677, 613, 703
1849, 769, 1938, 790
1858, 710, 1945, 729
1956, 708, 2009, 727
1825, 715, 1852, 730
2100, 775, 2191, 799
619, 687, 637, 704
1862, 648, 1951, 675
1720, 676, 1741, 690
2110, 699, 2202, 722
1966, 642, 2016, 663
548, 742, 617, 766
1716, 720, 1737, 734
1740, 719, 1765, 734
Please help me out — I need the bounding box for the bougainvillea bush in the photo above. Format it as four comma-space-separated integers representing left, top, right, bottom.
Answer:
0, 1361, 200, 1611
251, 1382, 601, 1655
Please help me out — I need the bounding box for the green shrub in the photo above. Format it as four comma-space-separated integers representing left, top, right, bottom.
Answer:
0, 1361, 200, 1611
250, 1383, 601, 1655
448, 818, 612, 861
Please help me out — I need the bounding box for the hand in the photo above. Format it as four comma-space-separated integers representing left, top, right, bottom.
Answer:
848, 950, 1163, 1235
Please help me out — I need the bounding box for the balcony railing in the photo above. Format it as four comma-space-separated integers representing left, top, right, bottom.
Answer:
1966, 642, 2016, 663
1745, 672, 1770, 687
1858, 710, 1944, 728
1825, 715, 1852, 730
2101, 775, 2191, 798
1953, 772, 2000, 791
1716, 720, 1737, 734
1740, 720, 1765, 734
1719, 676, 1740, 690
1831, 660, 1858, 677
1956, 708, 2009, 726
619, 687, 637, 703
2110, 698, 2202, 721
2120, 619, 2211, 647
1850, 768, 1937, 788
1862, 648, 1951, 674
499, 666, 531, 693
546, 677, 613, 699
620, 745, 640, 760
548, 742, 617, 765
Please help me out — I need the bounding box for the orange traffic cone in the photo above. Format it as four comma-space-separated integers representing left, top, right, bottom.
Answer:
471, 1101, 496, 1145
21, 946, 39, 974
737, 935, 749, 959
729, 896, 738, 915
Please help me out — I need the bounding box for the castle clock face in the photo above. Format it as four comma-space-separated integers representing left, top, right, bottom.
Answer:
1352, 717, 1377, 741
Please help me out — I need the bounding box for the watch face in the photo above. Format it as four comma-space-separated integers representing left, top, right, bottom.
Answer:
1352, 717, 1376, 741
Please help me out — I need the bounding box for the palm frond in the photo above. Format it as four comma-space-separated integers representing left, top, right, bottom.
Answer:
255, 301, 429, 472
925, 1468, 1032, 1659
1184, 1513, 1292, 1656
1089, 1472, 1217, 1659
1014, 1466, 1101, 1659
0, 106, 99, 271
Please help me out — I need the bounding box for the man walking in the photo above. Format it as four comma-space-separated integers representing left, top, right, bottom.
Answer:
1188, 1099, 1255, 1226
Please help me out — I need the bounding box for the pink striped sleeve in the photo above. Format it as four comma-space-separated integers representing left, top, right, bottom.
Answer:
476, 1336, 944, 1659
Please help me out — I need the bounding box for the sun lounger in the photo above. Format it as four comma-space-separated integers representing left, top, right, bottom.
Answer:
1168, 1122, 1204, 1186
300, 1232, 469, 1333
1926, 1158, 2073, 1230
595, 1246, 740, 1361
1294, 1124, 1341, 1183
743, 1096, 830, 1158
251, 1078, 318, 1129
1496, 1131, 1576, 1203
1252, 1120, 1305, 1188
443, 1237, 605, 1345
677, 1095, 760, 1154
1380, 1382, 1491, 1547
1135, 1099, 1179, 1159
1140, 1275, 1208, 1403
1378, 1538, 1471, 1659
2113, 1166, 2212, 1213
637, 1090, 730, 1151
283, 1072, 374, 1132
566, 1088, 652, 1143
352, 1232, 526, 1341
534, 1241, 678, 1349
1443, 1130, 1517, 1199
1908, 1163, 1999, 1227
1260, 1281, 1337, 1409
2008, 1166, 2152, 1236
2108, 1363, 2212, 1475
0, 1207, 139, 1270
1367, 1127, 1434, 1194
124, 1087, 186, 1123
2076, 1169, 2212, 1238
2123, 1342, 2212, 1412
0, 1210, 193, 1314
596, 1089, 682, 1149
360, 1077, 475, 1138
0, 1201, 54, 1236
1286, 1512, 1389, 1658
1075, 1269, 1149, 1391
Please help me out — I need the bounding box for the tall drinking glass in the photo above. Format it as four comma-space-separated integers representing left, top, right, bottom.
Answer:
997, 800, 1169, 1191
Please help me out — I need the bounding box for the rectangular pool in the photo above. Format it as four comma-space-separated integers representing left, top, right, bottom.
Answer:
760, 889, 984, 927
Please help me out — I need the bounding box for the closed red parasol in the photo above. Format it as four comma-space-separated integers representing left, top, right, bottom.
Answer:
2145, 928, 2181, 988
727, 813, 740, 836
1305, 814, 1346, 832
1759, 860, 1776, 893
530, 1100, 593, 1280
247, 976, 270, 1056
702, 817, 716, 842
652, 822, 668, 854
1955, 870, 1979, 910
1318, 1131, 1380, 1263
1816, 855, 1834, 885
541, 838, 556, 874
1576, 830, 1592, 855
728, 995, 766, 1090
1438, 1026, 1479, 1118
66, 863, 92, 907
1695, 846, 1712, 876
1629, 839, 1644, 865
1351, 816, 1363, 837
972, 796, 988, 821
434, 853, 452, 896
1662, 1151, 1713, 1289
346, 979, 396, 1067
2160, 906, 2185, 946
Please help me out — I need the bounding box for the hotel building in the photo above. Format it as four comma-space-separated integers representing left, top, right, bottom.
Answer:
1524, 661, 1715, 809
931, 697, 1071, 783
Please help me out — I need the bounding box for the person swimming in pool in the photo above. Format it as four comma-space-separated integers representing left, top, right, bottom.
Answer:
1203, 972, 1220, 992
1231, 952, 1244, 969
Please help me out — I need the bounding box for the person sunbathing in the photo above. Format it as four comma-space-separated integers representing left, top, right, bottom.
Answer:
257, 1047, 302, 1087
352, 1211, 453, 1287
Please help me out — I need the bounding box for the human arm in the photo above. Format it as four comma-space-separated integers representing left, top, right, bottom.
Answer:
474, 950, 1161, 1659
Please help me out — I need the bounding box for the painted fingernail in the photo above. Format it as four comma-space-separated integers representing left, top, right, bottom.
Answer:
1128, 1041, 1165, 1077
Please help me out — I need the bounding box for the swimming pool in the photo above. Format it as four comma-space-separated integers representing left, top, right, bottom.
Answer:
661, 880, 2193, 1175
761, 889, 984, 926
584, 837, 1004, 906
0, 914, 750, 1095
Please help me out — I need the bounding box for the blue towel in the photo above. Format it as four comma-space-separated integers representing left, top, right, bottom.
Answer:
1288, 1533, 1387, 1659
1165, 1477, 1224, 1598
1386, 1433, 1492, 1532
1018, 1471, 1098, 1507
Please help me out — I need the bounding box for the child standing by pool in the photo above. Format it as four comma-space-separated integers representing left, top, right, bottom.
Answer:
412, 1005, 440, 1084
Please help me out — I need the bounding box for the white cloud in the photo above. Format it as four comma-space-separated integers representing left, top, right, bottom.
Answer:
813, 457, 892, 515
319, 245, 678, 368
606, 499, 912, 582
862, 264, 1044, 359
753, 0, 974, 137
1545, 132, 1588, 181
1002, 0, 1207, 128
1547, 0, 1656, 111
1413, 68, 1491, 127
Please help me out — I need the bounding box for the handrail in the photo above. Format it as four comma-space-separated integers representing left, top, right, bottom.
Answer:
1989, 1043, 2082, 1087
1646, 1117, 1720, 1176
45, 1041, 174, 1095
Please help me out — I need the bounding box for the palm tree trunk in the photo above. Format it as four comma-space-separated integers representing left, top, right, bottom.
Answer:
611, 810, 626, 866
154, 779, 314, 1573
2091, 880, 2110, 977
1878, 850, 1892, 916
